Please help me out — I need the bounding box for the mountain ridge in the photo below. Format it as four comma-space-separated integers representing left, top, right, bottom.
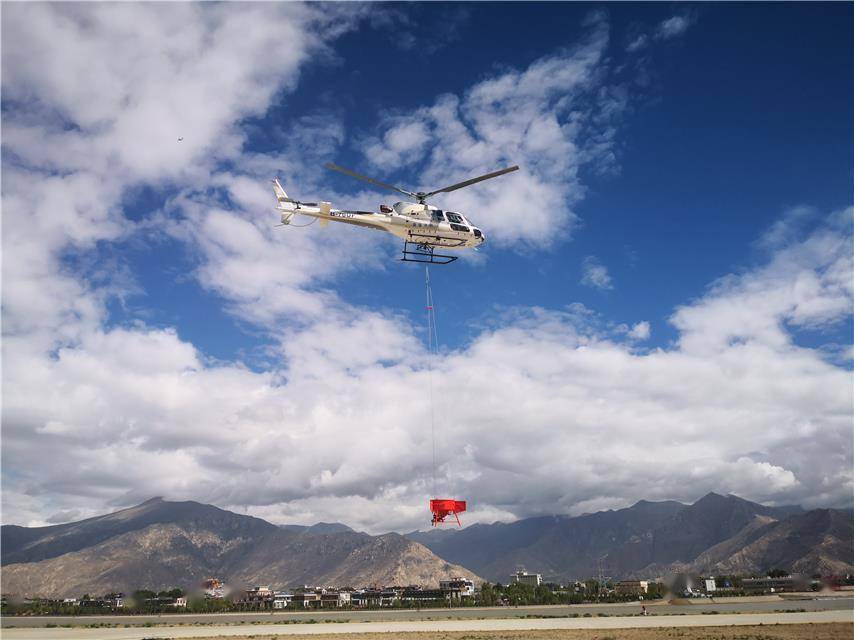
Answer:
1, 499, 478, 598
3, 493, 850, 598
408, 493, 848, 583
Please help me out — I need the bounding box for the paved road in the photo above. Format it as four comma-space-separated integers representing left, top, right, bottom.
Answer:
3, 596, 851, 628
1, 610, 852, 639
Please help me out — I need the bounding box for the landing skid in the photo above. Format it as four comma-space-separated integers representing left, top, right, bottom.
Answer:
400, 240, 458, 265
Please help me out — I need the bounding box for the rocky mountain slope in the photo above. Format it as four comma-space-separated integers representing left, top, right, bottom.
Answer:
409, 493, 851, 582
1, 498, 479, 598
687, 508, 854, 577
4, 493, 849, 598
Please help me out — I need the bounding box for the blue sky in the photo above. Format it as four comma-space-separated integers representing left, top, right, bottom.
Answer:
2, 3, 852, 530
111, 2, 853, 361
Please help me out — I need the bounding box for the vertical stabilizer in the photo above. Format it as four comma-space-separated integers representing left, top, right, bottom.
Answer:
272, 179, 291, 208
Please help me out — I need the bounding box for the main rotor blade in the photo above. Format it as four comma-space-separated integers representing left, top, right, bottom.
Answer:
423, 165, 519, 198
324, 163, 415, 199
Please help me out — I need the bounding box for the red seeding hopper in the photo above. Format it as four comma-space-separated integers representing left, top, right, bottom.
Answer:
430, 499, 467, 526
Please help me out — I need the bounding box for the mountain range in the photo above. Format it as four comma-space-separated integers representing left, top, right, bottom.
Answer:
1, 498, 478, 598
2, 492, 852, 598
407, 492, 853, 583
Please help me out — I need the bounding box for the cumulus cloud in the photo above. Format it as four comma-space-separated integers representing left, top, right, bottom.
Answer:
581, 256, 614, 290
672, 207, 853, 355
357, 14, 625, 249
4, 210, 852, 531
2, 5, 851, 535
628, 321, 651, 341
364, 120, 433, 171
1, 3, 368, 342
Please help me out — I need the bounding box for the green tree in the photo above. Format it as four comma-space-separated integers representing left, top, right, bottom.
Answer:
478, 582, 498, 607
534, 584, 557, 605
584, 580, 599, 596
645, 582, 664, 599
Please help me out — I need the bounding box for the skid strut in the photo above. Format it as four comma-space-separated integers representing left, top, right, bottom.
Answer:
401, 240, 458, 265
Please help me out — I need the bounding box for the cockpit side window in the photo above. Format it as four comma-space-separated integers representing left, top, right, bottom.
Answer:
431, 209, 445, 222
446, 211, 464, 224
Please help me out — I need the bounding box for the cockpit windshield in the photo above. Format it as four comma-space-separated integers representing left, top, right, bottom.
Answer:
446, 211, 464, 224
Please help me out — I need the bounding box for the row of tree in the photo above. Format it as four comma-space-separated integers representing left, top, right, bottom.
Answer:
475, 581, 665, 607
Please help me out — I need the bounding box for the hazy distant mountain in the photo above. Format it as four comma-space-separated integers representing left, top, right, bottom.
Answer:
1, 499, 479, 598
409, 493, 850, 583
280, 522, 356, 535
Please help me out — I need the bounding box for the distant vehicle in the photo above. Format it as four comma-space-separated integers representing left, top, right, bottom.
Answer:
272, 163, 519, 264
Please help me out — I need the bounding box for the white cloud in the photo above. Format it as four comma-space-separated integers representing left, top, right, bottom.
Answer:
581, 256, 614, 290
4, 209, 852, 531
625, 12, 695, 56
656, 14, 694, 41
357, 14, 624, 249
672, 207, 853, 355
2, 5, 851, 536
364, 119, 432, 170
0, 3, 367, 346
1, 3, 357, 181
628, 321, 651, 341
626, 34, 649, 53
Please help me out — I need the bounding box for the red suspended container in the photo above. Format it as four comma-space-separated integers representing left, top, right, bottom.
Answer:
430, 499, 467, 526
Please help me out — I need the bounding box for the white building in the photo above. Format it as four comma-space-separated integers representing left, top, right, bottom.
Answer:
705, 578, 717, 593
320, 591, 351, 607
440, 578, 475, 598
615, 580, 649, 595
511, 571, 542, 586
273, 592, 292, 609
105, 594, 124, 608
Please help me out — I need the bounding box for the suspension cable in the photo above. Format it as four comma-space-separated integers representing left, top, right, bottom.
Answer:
286, 216, 317, 228
425, 266, 439, 497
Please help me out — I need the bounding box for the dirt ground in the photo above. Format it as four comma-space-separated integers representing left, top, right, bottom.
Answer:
190, 622, 853, 640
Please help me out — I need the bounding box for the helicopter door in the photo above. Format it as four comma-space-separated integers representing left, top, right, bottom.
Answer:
431, 210, 445, 223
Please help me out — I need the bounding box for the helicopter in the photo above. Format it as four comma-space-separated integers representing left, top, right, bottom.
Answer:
272, 162, 519, 264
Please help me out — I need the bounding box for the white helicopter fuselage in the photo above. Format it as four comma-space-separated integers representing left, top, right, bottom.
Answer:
273, 180, 485, 250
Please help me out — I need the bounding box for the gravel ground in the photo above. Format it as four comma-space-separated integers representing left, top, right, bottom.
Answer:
173, 622, 854, 640
2, 610, 852, 640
